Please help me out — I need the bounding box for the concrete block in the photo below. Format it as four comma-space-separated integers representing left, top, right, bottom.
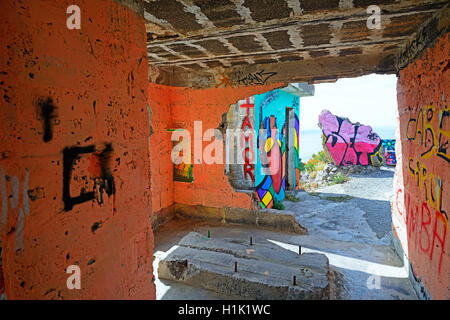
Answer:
158, 232, 332, 299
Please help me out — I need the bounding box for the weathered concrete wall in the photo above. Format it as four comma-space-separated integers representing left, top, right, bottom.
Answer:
393, 33, 449, 300
0, 0, 154, 299
318, 109, 385, 166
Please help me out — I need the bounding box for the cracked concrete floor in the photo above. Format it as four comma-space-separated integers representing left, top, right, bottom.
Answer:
153, 167, 417, 300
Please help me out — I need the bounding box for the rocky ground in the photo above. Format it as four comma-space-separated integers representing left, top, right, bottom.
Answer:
299, 163, 384, 190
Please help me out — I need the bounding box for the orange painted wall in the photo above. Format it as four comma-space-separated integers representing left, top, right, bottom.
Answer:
393, 33, 449, 299
170, 84, 283, 210
148, 82, 285, 216
0, 0, 154, 299
148, 84, 174, 214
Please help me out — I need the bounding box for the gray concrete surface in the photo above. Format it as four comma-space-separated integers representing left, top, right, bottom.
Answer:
153, 167, 417, 300
158, 232, 332, 299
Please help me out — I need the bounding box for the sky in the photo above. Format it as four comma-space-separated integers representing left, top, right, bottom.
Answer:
297, 74, 399, 160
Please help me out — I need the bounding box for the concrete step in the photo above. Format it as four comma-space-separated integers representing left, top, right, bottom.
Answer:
158, 232, 334, 299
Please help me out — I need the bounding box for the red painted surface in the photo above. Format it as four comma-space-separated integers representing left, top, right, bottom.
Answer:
148, 82, 283, 214
0, 0, 154, 299
240, 98, 255, 183
393, 33, 449, 299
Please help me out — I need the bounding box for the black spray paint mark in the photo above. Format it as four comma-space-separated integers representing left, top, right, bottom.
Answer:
63, 144, 116, 211
63, 145, 96, 211
37, 97, 57, 143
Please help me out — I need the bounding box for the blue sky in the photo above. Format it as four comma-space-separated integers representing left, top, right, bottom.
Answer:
297, 74, 398, 160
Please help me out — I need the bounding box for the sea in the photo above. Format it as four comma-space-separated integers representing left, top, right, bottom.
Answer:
299, 127, 397, 161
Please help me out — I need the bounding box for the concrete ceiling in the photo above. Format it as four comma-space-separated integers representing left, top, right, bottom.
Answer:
143, 0, 449, 88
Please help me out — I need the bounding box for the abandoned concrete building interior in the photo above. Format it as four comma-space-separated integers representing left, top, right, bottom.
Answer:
0, 0, 448, 301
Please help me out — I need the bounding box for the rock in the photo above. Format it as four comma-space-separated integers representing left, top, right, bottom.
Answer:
318, 110, 385, 167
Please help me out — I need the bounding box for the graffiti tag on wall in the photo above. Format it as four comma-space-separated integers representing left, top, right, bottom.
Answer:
240, 98, 255, 182
318, 109, 384, 166
395, 104, 449, 275
406, 105, 449, 163
216, 69, 278, 88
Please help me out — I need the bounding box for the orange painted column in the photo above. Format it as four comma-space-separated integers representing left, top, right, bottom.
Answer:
0, 0, 154, 299
393, 33, 449, 299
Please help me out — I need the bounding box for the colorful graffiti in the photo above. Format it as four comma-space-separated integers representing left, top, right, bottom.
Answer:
254, 90, 299, 208
240, 98, 255, 182
382, 139, 397, 165
406, 105, 449, 163
293, 113, 301, 190
393, 103, 448, 284
318, 110, 384, 166
256, 115, 286, 208
173, 163, 194, 182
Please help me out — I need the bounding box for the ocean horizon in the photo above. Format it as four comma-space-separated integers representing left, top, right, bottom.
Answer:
299, 126, 396, 161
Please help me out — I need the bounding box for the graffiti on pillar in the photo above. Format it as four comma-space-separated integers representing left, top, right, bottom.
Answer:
381, 139, 396, 165
406, 105, 449, 163
393, 104, 449, 276
173, 163, 194, 182
293, 113, 301, 189
318, 109, 384, 166
62, 144, 115, 211
240, 98, 255, 182
255, 115, 286, 208
254, 90, 294, 208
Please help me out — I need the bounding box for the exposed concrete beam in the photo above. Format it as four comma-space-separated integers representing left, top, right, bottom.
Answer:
397, 5, 450, 70
150, 51, 398, 88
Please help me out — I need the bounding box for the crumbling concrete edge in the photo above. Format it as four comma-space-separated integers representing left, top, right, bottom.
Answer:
391, 227, 431, 300
172, 203, 308, 235
113, 0, 144, 16
397, 5, 449, 71
151, 205, 176, 231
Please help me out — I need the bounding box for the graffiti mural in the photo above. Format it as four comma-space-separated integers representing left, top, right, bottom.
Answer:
293, 113, 301, 189
254, 90, 300, 208
381, 139, 396, 165
318, 109, 384, 166
255, 115, 286, 208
